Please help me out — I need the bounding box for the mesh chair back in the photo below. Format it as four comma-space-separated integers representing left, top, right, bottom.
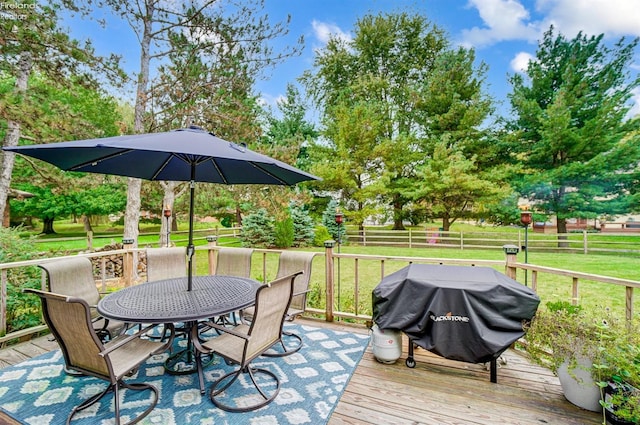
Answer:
215, 248, 253, 277
39, 257, 101, 313
40, 256, 108, 330
37, 291, 110, 377
275, 251, 316, 313
245, 272, 298, 358
146, 247, 187, 281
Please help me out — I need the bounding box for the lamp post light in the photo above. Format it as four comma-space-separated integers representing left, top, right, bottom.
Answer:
520, 209, 532, 286
334, 211, 344, 311
163, 206, 172, 248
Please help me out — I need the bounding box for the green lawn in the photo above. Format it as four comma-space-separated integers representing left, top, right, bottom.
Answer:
22, 220, 640, 319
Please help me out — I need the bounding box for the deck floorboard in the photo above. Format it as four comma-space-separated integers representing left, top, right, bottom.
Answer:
0, 318, 602, 425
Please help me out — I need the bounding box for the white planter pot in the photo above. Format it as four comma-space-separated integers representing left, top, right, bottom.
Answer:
557, 356, 601, 412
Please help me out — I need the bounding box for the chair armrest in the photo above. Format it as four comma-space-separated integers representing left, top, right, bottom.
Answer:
192, 320, 249, 353
292, 289, 312, 297
100, 323, 175, 356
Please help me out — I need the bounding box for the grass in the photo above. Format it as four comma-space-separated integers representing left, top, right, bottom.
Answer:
20, 220, 640, 320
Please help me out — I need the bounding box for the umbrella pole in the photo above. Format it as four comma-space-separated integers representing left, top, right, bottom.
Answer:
187, 172, 196, 291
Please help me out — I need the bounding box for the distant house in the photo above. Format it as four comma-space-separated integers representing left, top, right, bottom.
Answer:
533, 216, 640, 233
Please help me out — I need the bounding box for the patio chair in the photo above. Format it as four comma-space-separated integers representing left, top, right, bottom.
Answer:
24, 288, 175, 425
39, 256, 125, 342
192, 271, 302, 411
213, 247, 254, 325
146, 247, 187, 282
214, 247, 253, 277
242, 250, 317, 356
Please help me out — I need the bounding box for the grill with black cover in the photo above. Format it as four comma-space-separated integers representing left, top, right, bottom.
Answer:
372, 264, 540, 381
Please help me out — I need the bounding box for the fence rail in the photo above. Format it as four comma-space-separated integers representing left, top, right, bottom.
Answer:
1, 240, 638, 346
346, 227, 640, 255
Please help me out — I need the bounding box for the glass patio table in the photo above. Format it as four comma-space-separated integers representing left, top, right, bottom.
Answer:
97, 275, 261, 375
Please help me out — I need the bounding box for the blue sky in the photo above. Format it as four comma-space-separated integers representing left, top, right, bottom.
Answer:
64, 0, 640, 120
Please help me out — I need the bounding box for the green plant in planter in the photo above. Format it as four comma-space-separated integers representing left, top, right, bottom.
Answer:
524, 301, 604, 375
596, 327, 640, 425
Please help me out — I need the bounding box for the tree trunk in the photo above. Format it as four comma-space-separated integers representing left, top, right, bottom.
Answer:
391, 196, 405, 230
82, 215, 93, 232
556, 217, 569, 248
236, 205, 243, 226
159, 182, 178, 247
0, 53, 32, 227
41, 217, 56, 234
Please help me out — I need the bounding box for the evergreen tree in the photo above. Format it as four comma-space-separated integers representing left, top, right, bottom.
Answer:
507, 26, 640, 238
291, 203, 315, 247
240, 208, 275, 248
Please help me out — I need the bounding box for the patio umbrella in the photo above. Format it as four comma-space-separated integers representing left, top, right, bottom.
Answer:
4, 125, 320, 290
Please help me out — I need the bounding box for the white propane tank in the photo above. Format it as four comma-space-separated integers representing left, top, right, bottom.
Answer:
371, 324, 402, 364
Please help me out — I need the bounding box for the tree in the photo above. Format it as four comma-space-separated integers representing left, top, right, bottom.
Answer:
408, 47, 507, 230
302, 12, 452, 230
507, 27, 640, 237
410, 140, 509, 231
0, 1, 122, 227
65, 0, 302, 259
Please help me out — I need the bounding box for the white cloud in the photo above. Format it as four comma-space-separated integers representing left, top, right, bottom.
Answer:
461, 0, 640, 49
510, 51, 534, 73
460, 0, 540, 47
311, 20, 352, 46
537, 0, 640, 39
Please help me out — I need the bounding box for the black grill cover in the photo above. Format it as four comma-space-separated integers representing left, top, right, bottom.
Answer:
372, 264, 540, 363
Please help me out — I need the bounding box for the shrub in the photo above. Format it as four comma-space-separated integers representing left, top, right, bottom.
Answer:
0, 226, 45, 334
312, 225, 332, 247
240, 208, 275, 248
274, 217, 294, 248
291, 203, 315, 247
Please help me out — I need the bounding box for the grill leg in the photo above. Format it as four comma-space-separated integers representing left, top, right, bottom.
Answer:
490, 358, 497, 383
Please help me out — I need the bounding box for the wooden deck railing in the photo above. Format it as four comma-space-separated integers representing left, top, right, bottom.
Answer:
1, 241, 638, 346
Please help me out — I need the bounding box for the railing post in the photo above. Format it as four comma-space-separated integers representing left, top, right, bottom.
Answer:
502, 245, 520, 280
625, 286, 634, 325
583, 230, 588, 254
206, 235, 218, 275
1, 270, 7, 336
122, 238, 135, 287
571, 277, 579, 305
324, 240, 335, 322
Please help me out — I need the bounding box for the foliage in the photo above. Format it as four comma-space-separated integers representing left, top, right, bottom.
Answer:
507, 26, 640, 233
525, 300, 640, 422
0, 227, 45, 334
410, 139, 510, 231
596, 321, 640, 423
274, 216, 294, 249
524, 301, 604, 375
321, 199, 347, 243
302, 12, 452, 230
290, 203, 315, 247
239, 208, 275, 248
312, 225, 332, 247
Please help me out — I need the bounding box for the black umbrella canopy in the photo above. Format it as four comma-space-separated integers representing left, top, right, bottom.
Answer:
4, 126, 320, 290
4, 126, 318, 185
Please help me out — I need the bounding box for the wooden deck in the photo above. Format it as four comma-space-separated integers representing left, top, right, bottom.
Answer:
0, 319, 602, 425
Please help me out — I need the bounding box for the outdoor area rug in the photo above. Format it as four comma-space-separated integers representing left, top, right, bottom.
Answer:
0, 323, 370, 425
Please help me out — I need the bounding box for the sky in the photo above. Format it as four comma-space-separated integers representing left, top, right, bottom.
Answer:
63, 0, 640, 121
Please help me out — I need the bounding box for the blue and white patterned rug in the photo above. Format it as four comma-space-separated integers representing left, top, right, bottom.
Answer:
0, 323, 370, 425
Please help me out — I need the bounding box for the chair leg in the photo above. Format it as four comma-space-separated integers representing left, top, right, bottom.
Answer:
210, 366, 280, 412
262, 330, 303, 357
67, 381, 158, 425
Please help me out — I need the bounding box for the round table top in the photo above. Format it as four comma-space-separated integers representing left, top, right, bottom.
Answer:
97, 275, 261, 323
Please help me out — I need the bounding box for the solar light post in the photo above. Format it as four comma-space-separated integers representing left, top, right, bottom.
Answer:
334, 211, 344, 311
163, 206, 172, 248
520, 209, 532, 286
